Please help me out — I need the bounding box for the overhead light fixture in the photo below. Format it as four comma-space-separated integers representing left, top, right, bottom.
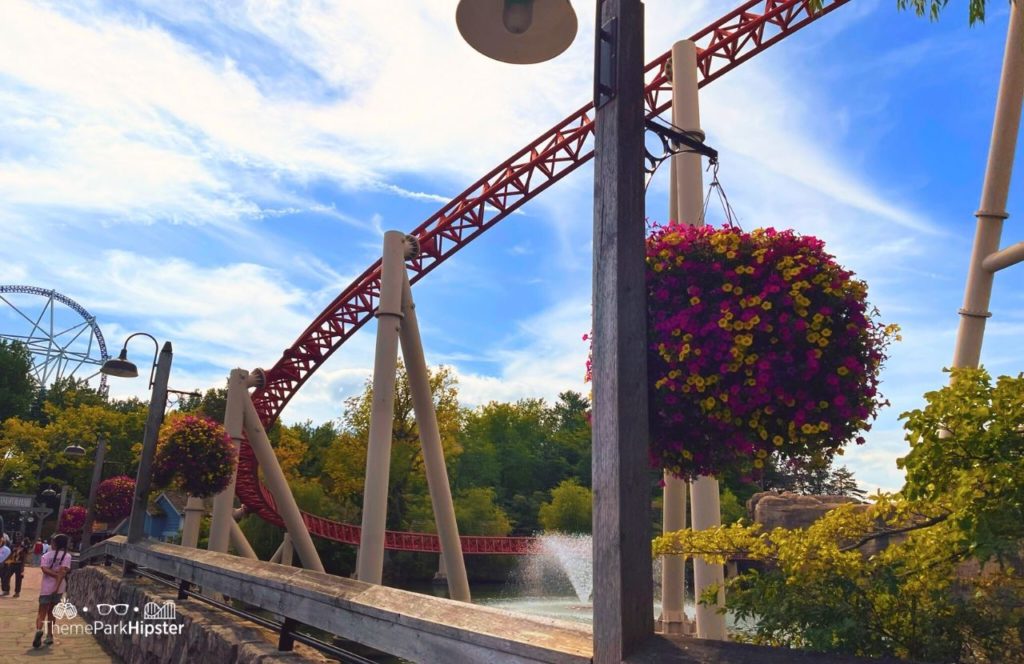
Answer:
456, 0, 578, 65
100, 347, 139, 379
63, 444, 86, 458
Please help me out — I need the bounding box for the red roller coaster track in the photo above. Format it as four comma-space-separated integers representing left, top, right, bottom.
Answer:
235, 0, 852, 555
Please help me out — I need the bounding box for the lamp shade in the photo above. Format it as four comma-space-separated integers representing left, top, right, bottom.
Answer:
101, 348, 139, 378
41, 488, 56, 497
457, 0, 577, 64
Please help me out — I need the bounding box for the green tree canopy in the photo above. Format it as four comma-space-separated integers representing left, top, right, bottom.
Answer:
538, 479, 592, 534
654, 368, 1024, 661
0, 340, 35, 422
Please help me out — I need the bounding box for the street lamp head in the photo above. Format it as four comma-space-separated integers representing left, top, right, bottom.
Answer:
101, 347, 139, 378
456, 0, 577, 64
63, 444, 86, 458
41, 488, 56, 497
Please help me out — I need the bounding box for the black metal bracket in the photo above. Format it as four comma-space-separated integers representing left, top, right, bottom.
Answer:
278, 617, 298, 651
643, 117, 718, 185
594, 17, 617, 109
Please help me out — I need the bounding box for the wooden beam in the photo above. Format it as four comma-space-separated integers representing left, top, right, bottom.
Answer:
591, 1, 654, 662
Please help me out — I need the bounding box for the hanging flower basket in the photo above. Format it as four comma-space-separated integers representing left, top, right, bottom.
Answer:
59, 505, 87, 534
94, 475, 135, 522
646, 223, 895, 479
152, 414, 237, 498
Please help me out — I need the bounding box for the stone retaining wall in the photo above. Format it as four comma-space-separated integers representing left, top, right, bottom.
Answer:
67, 565, 327, 664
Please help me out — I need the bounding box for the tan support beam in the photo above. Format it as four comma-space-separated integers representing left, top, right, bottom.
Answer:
229, 519, 257, 559
181, 496, 204, 549
670, 38, 727, 641
208, 369, 249, 554
280, 532, 294, 567
952, 3, 1024, 370
399, 274, 471, 602
356, 231, 408, 585
241, 394, 325, 572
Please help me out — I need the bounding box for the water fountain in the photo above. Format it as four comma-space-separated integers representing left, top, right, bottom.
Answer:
473, 533, 667, 624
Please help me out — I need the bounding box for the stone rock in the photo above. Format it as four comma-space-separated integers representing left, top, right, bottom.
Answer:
67, 565, 329, 664
747, 491, 863, 531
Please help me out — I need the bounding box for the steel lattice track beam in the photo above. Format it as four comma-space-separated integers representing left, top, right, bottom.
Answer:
234, 0, 853, 553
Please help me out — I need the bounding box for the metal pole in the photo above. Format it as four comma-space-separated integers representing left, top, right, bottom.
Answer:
241, 394, 325, 572
208, 369, 247, 554
356, 230, 408, 586
592, 1, 653, 661
180, 496, 204, 548
79, 436, 106, 552
952, 3, 1024, 370
55, 485, 69, 531
671, 39, 727, 640
399, 274, 471, 602
127, 341, 172, 545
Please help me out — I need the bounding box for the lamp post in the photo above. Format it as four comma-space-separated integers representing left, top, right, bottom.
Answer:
70, 437, 106, 552
101, 333, 173, 552
457, 2, 651, 660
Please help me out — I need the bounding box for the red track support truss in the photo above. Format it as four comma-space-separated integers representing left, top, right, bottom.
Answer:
234, 0, 852, 554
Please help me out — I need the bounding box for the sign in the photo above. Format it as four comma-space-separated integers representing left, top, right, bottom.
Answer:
0, 493, 35, 509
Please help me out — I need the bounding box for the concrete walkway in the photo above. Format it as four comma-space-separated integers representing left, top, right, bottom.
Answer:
0, 564, 122, 664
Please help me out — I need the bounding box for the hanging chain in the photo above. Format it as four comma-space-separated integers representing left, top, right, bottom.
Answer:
703, 160, 741, 229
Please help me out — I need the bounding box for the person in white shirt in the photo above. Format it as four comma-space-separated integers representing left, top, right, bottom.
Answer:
0, 535, 11, 566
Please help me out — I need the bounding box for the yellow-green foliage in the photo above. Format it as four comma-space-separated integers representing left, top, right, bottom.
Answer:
654, 369, 1024, 662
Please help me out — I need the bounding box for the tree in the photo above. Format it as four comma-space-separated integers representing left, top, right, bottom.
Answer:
810, 0, 997, 25
454, 487, 512, 536
323, 363, 462, 532
176, 387, 227, 423
272, 425, 309, 483
759, 456, 866, 499
654, 368, 1024, 662
0, 340, 35, 422
538, 479, 592, 534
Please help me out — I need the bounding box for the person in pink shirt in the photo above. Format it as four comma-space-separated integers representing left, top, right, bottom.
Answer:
34, 533, 71, 649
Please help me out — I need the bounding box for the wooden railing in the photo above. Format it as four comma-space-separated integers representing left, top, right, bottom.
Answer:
79, 536, 591, 664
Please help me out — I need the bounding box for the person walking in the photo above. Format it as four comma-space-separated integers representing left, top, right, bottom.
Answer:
0, 534, 11, 596
3, 535, 28, 598
34, 532, 71, 649
33, 538, 43, 566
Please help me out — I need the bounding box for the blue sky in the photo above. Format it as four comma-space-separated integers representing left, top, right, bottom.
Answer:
1, 1, 1021, 493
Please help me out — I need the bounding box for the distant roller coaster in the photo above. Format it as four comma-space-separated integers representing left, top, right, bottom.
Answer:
0, 285, 109, 395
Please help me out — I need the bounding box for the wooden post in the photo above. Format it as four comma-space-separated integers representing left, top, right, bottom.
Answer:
591, 1, 653, 662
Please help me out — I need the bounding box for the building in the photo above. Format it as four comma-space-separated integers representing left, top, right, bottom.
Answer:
111, 490, 188, 542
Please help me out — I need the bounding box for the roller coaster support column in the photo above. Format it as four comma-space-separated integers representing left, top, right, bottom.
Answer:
181, 496, 204, 548
229, 520, 258, 559
400, 274, 471, 602
209, 369, 250, 554
952, 2, 1024, 371
591, 2, 654, 661
357, 231, 408, 585
672, 38, 728, 641
658, 38, 701, 639
280, 533, 294, 567
242, 392, 324, 572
